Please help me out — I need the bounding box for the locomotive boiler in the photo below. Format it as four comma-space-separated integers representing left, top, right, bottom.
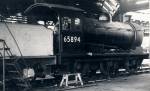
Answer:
83, 18, 143, 50
0, 3, 149, 87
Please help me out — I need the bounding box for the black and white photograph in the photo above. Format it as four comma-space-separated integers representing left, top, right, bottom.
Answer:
0, 0, 150, 91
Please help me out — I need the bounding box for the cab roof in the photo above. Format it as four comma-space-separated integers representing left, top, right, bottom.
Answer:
24, 3, 84, 15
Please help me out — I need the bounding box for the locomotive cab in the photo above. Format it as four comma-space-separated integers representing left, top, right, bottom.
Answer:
59, 15, 83, 53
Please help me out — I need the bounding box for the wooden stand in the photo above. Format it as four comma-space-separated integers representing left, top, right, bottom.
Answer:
60, 73, 83, 87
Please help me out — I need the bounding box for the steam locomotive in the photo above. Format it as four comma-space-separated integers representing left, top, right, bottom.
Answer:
0, 3, 149, 83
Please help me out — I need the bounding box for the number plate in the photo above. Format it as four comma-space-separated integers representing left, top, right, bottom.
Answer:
64, 36, 81, 43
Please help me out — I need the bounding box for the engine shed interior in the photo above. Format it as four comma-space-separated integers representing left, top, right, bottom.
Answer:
0, 1, 150, 91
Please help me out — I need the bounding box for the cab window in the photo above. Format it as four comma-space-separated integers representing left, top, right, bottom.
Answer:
62, 17, 71, 30
61, 16, 81, 31
74, 18, 81, 30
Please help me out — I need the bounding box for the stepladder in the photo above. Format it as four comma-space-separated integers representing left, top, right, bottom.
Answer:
60, 73, 83, 87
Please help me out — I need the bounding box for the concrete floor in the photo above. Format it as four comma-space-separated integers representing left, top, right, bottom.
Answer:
30, 73, 150, 91
70, 73, 150, 91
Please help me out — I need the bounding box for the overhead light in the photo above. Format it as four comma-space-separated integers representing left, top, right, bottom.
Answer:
96, 2, 102, 6
75, 3, 80, 6
83, 12, 87, 14
136, 0, 149, 5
